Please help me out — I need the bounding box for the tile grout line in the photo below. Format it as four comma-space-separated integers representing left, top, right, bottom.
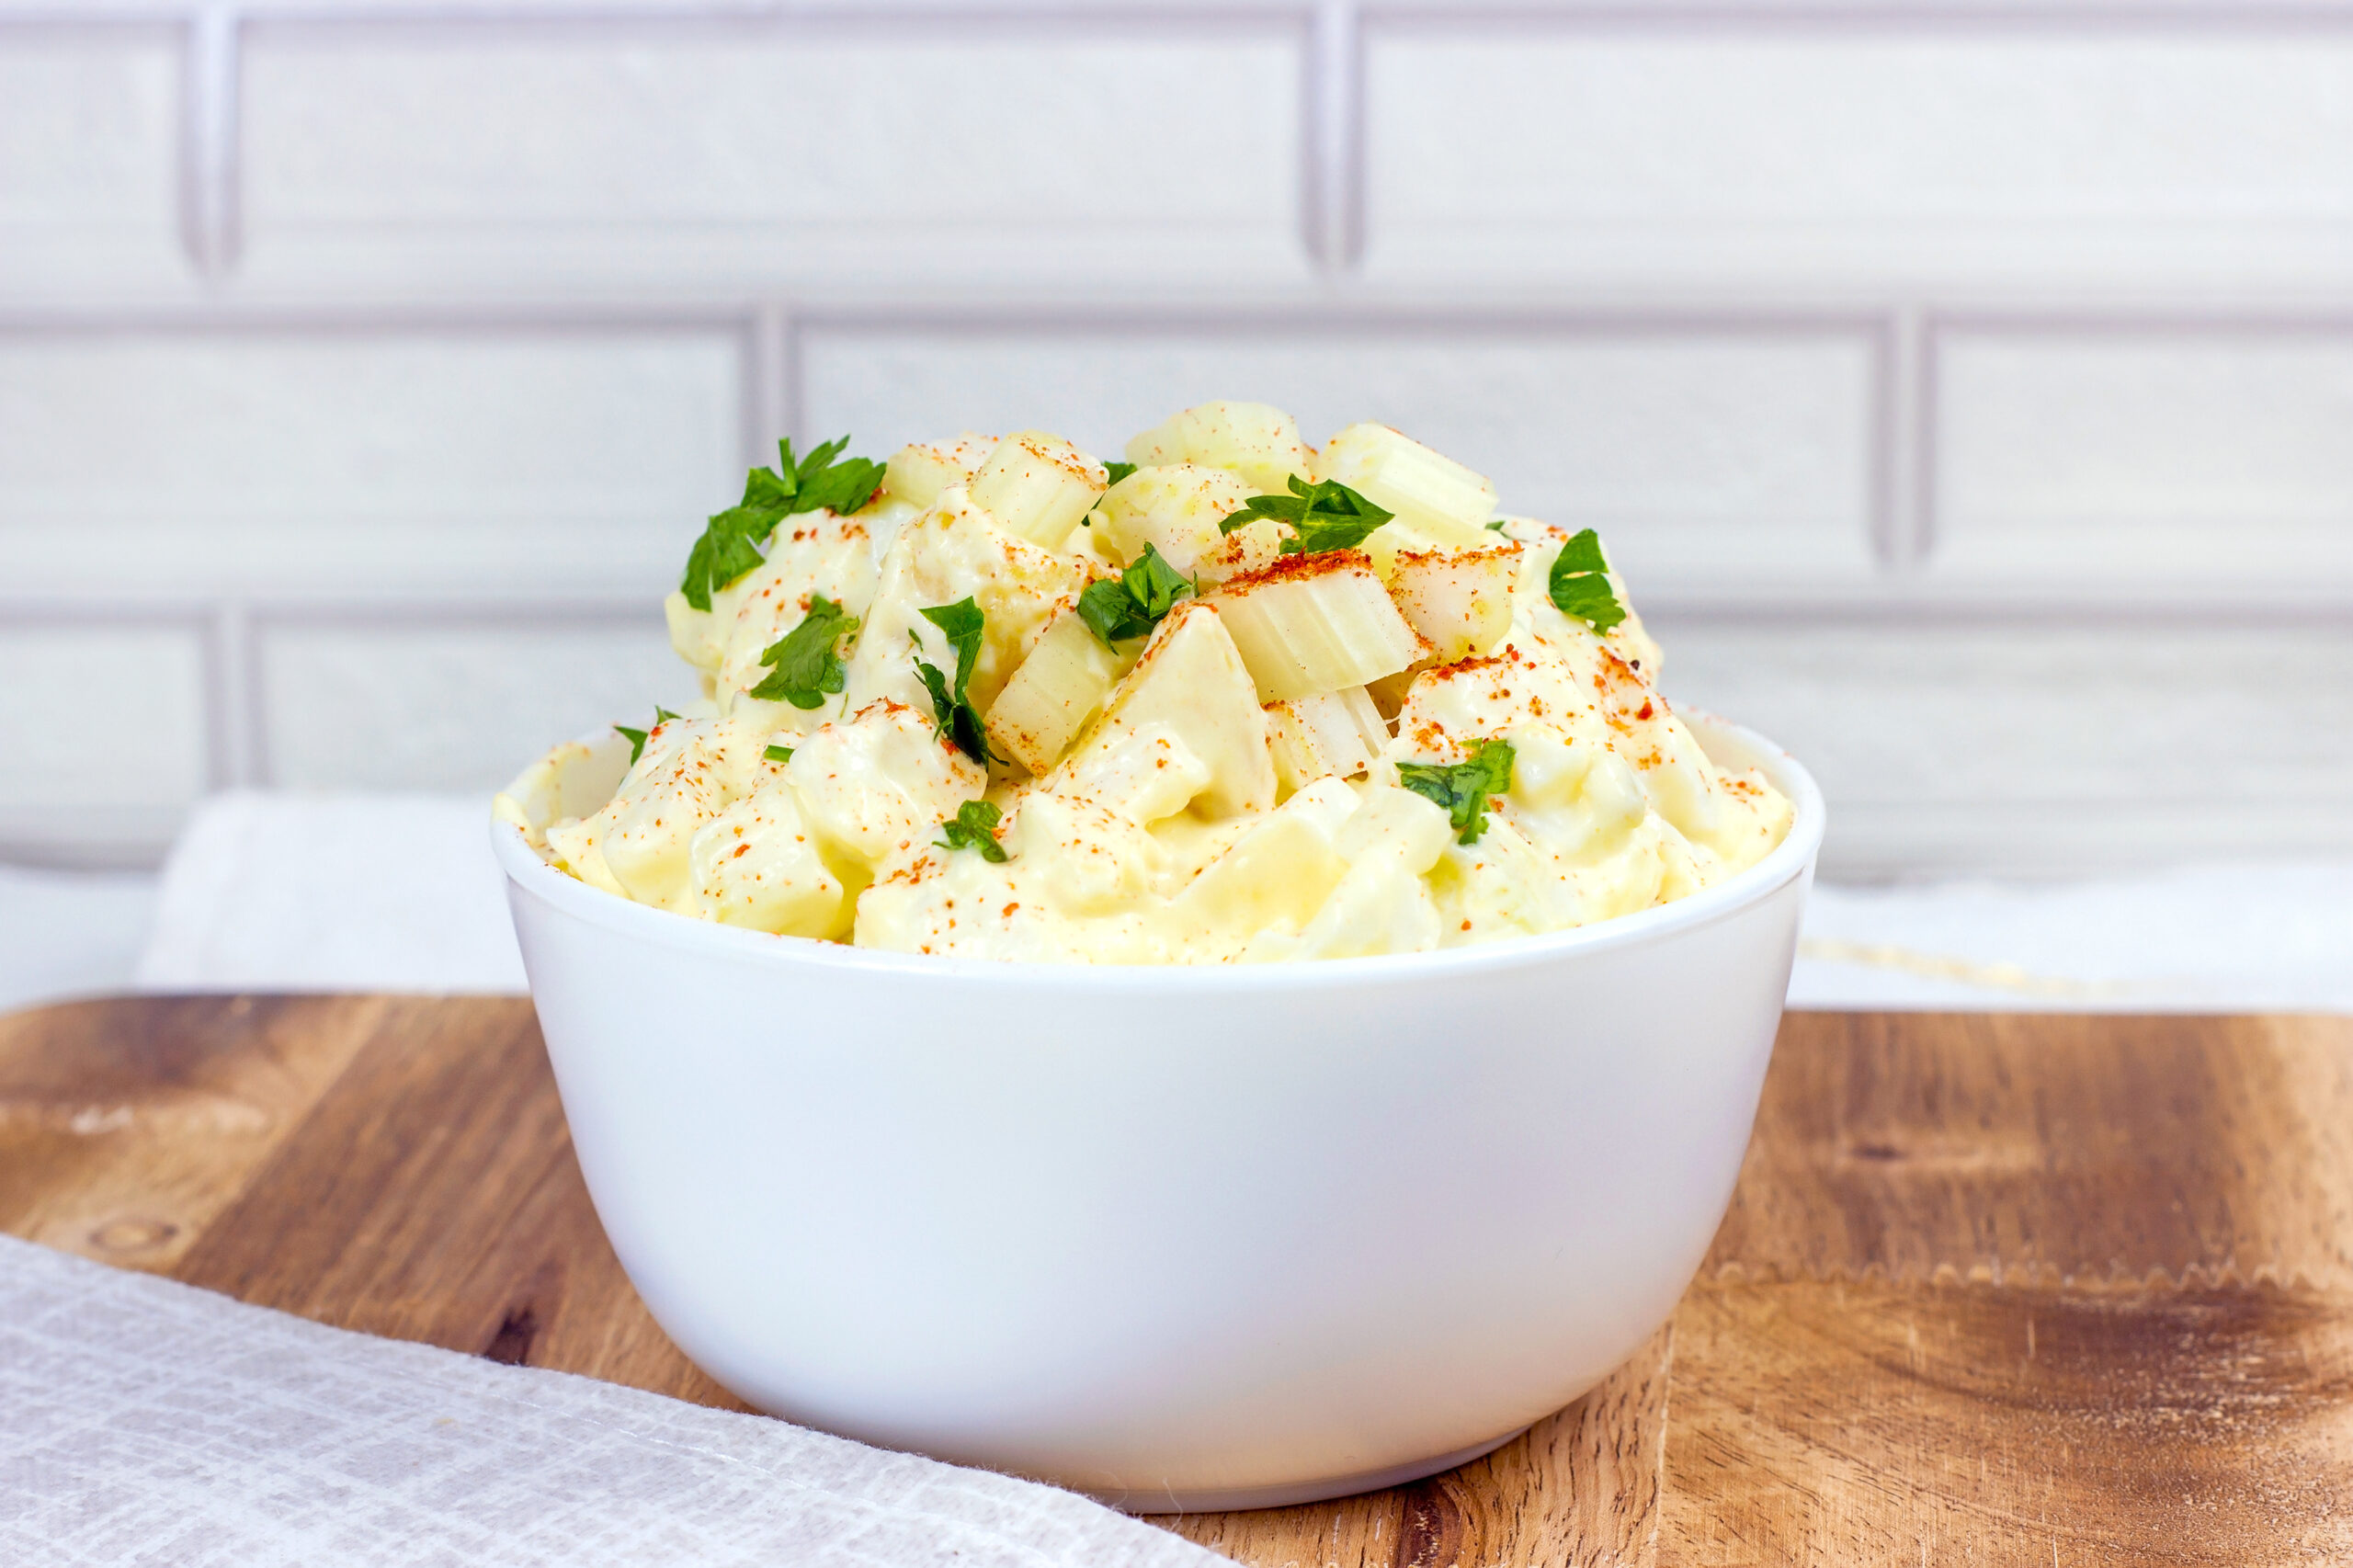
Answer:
1867, 309, 1905, 576
199, 600, 244, 791
232, 599, 272, 788
1296, 1, 1324, 270
1913, 312, 1941, 570
777, 308, 807, 449
745, 304, 786, 463
1304, 0, 1365, 274
1881, 305, 1924, 575
11, 300, 2353, 336
177, 4, 242, 279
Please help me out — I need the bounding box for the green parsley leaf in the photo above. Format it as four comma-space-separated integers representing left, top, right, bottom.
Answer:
612, 707, 682, 767
913, 597, 1000, 766
1547, 528, 1627, 634
1076, 543, 1194, 649
1394, 738, 1516, 846
1485, 517, 1508, 532
764, 743, 793, 764
677, 436, 886, 610
678, 509, 770, 614
919, 598, 985, 697
1102, 460, 1138, 486
786, 435, 889, 518
934, 799, 1009, 863
1218, 475, 1393, 557
746, 596, 859, 710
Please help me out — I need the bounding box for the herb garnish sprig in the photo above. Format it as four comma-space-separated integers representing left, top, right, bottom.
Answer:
747, 595, 858, 710
1077, 543, 1193, 649
913, 598, 1000, 766
1218, 475, 1393, 557
678, 436, 886, 610
1395, 738, 1517, 846
935, 800, 1009, 863
613, 707, 681, 767
1546, 529, 1627, 634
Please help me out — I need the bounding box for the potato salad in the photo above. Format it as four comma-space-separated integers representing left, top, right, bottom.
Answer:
496, 403, 1791, 962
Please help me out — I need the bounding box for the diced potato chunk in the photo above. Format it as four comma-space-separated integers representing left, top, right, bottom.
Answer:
688, 785, 846, 937
839, 486, 1097, 718
1317, 423, 1496, 561
1164, 780, 1356, 938
1502, 518, 1665, 677
970, 430, 1108, 549
1061, 601, 1275, 820
1265, 686, 1391, 793
1205, 551, 1423, 703
985, 609, 1133, 777
883, 432, 998, 510
574, 716, 765, 912
711, 506, 903, 717
665, 590, 723, 675
786, 699, 986, 877
495, 732, 634, 853
1055, 720, 1214, 827
1196, 517, 1282, 586
1385, 541, 1521, 665
1125, 402, 1315, 494
1094, 463, 1254, 575
1292, 786, 1451, 960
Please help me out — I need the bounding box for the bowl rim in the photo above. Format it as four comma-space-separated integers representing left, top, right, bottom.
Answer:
493, 709, 1824, 994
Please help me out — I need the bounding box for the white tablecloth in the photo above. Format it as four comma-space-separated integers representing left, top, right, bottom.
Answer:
0, 1234, 1222, 1568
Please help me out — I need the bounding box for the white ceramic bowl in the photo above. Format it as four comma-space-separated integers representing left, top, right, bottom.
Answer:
494, 713, 1823, 1512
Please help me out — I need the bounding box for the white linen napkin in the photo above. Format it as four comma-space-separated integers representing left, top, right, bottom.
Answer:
1790, 859, 2353, 1011
134, 791, 527, 994
0, 1235, 1227, 1568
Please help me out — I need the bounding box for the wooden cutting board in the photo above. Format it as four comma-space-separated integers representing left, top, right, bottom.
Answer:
6, 996, 2351, 1565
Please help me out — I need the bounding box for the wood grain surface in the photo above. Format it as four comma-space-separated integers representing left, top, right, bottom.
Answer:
5, 997, 2350, 1565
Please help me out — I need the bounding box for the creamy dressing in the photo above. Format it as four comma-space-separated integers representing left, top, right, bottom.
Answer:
498, 409, 1792, 963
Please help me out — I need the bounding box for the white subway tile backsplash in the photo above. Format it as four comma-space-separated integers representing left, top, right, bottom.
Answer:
1653, 616, 2353, 874
1934, 327, 2353, 585
239, 20, 1308, 291
0, 621, 211, 811
0, 29, 185, 292
0, 327, 745, 597
798, 321, 1879, 586
0, 619, 211, 860
0, 6, 2341, 880
1365, 29, 2353, 289
255, 617, 695, 791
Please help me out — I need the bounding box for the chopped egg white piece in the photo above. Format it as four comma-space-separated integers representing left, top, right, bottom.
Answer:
500, 402, 1792, 962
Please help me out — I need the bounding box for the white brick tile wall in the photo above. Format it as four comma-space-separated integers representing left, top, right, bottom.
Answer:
0, 6, 2345, 874
0, 619, 212, 861
238, 18, 1311, 292
0, 28, 186, 294
1932, 325, 2353, 586
797, 320, 1881, 586
0, 325, 745, 597
1654, 616, 2353, 876
254, 616, 694, 791
1364, 28, 2353, 288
